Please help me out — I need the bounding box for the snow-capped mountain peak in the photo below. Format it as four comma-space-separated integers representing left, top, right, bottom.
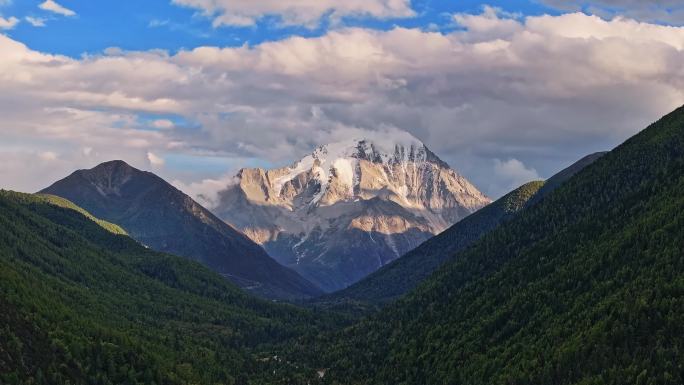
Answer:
273, 135, 452, 207
212, 132, 491, 292
307, 132, 435, 166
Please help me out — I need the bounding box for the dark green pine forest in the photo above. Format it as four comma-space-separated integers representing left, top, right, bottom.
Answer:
310, 106, 684, 384
2, 105, 684, 385
322, 180, 545, 306
0, 191, 346, 385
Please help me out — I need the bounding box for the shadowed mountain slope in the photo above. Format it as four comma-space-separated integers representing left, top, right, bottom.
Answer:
41, 160, 322, 300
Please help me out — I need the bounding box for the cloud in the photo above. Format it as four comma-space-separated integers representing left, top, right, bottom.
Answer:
173, 174, 238, 208
0, 15, 18, 29
152, 119, 175, 129
39, 0, 76, 17
25, 16, 47, 27
149, 19, 169, 28
147, 151, 165, 167
491, 158, 542, 196
454, 6, 523, 40
541, 0, 684, 25
171, 0, 415, 28
0, 10, 683, 198
39, 151, 59, 161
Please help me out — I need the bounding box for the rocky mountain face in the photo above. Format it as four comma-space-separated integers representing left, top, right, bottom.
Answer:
212, 134, 491, 292
40, 160, 322, 300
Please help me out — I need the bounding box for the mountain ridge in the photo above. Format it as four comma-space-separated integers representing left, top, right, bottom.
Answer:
526, 151, 608, 207
40, 160, 322, 300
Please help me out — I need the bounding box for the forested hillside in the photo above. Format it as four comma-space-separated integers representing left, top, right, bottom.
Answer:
322, 181, 544, 305
525, 152, 607, 208
0, 191, 339, 385
311, 106, 684, 384
28, 193, 128, 235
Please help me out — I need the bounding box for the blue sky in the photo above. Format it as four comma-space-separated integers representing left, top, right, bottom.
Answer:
0, 0, 683, 199
3, 0, 562, 57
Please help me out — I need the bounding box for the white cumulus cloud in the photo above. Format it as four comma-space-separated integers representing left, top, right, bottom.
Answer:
0, 15, 18, 29
171, 0, 415, 28
25, 16, 47, 27
147, 151, 165, 167
152, 119, 175, 129
541, 0, 684, 24
173, 174, 238, 208
0, 10, 683, 199
491, 159, 542, 197
39, 0, 76, 17
39, 151, 59, 161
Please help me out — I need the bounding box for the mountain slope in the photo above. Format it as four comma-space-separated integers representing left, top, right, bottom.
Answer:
212, 133, 491, 292
32, 193, 128, 235
526, 151, 607, 207
311, 106, 684, 384
326, 150, 607, 305
0, 191, 334, 384
323, 180, 544, 305
40, 160, 321, 300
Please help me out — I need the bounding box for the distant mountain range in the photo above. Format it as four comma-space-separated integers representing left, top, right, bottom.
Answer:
41, 160, 321, 300
35, 144, 605, 301
211, 134, 491, 292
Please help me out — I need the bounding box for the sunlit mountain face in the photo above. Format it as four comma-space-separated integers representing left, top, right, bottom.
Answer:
212, 134, 490, 291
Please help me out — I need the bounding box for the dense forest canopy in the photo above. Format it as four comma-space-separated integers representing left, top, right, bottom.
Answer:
309, 106, 684, 384
0, 191, 345, 385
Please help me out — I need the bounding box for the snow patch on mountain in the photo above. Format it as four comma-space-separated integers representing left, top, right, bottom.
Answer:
332, 159, 355, 193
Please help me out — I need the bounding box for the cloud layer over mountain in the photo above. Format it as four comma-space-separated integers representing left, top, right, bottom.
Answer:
0, 9, 683, 197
